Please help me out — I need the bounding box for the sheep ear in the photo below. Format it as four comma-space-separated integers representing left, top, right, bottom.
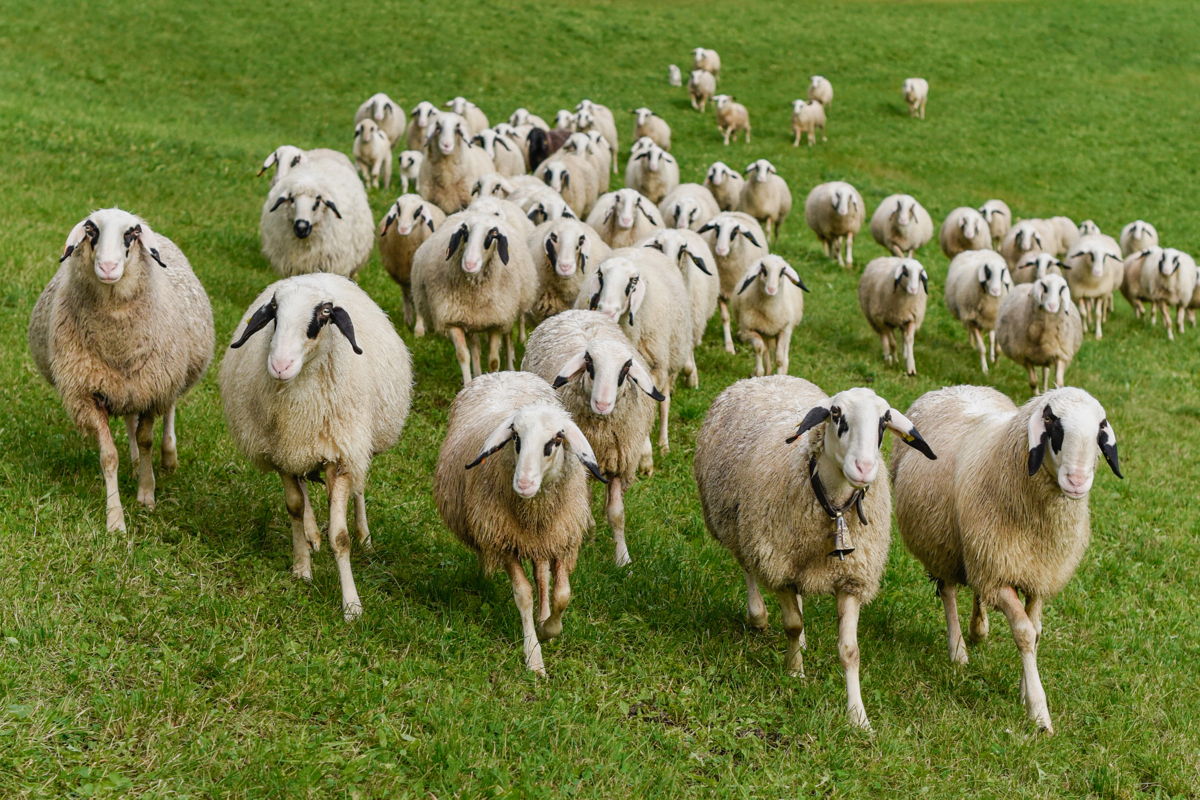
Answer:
330, 306, 363, 354
447, 224, 469, 258
1026, 404, 1062, 475
697, 222, 717, 234
622, 357, 666, 401
496, 137, 512, 151
230, 297, 277, 349
737, 264, 760, 294
354, 123, 363, 138
134, 224, 169, 268
486, 229, 510, 264
551, 350, 589, 388
465, 421, 516, 469
544, 234, 558, 265
626, 276, 646, 326
884, 409, 937, 460
740, 228, 761, 247
561, 421, 608, 483
60, 218, 91, 262
257, 151, 278, 177
786, 405, 830, 443
919, 271, 929, 294
783, 264, 808, 291
269, 195, 289, 213
1098, 419, 1123, 479
689, 251, 712, 275
322, 199, 342, 219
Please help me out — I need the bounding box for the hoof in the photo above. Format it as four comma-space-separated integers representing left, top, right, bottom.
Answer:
342, 602, 363, 622
161, 451, 178, 473
538, 619, 563, 641
137, 491, 156, 510
746, 613, 769, 631
291, 565, 313, 583
107, 516, 127, 533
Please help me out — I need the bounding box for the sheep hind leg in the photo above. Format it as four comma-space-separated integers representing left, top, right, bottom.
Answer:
161, 405, 178, 472
939, 581, 968, 664
744, 572, 768, 629
903, 321, 918, 375
448, 327, 472, 386
538, 558, 571, 641
720, 298, 735, 353
995, 587, 1052, 733
969, 591, 990, 642
283, 473, 314, 582
326, 465, 362, 622
504, 332, 515, 371
838, 592, 871, 730
1164, 302, 1176, 341
353, 491, 371, 551
124, 414, 139, 464
505, 557, 546, 675
93, 411, 125, 533
607, 477, 631, 567
776, 588, 805, 677
973, 327, 988, 374
299, 478, 320, 552
135, 413, 156, 509
535, 560, 551, 631
486, 332, 503, 373
657, 386, 671, 453
746, 331, 767, 376
469, 334, 483, 377
774, 326, 792, 375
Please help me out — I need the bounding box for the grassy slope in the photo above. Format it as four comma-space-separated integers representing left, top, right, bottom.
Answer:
1, 0, 1198, 796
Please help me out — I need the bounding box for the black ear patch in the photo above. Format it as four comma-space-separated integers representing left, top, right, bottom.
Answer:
306, 302, 363, 354
465, 430, 515, 469
485, 228, 509, 264
230, 297, 277, 348
786, 406, 830, 443
689, 252, 712, 274
589, 270, 605, 310
544, 233, 558, 265
447, 224, 469, 258
1098, 419, 1122, 479
1028, 405, 1063, 475
740, 228, 761, 247
269, 196, 290, 212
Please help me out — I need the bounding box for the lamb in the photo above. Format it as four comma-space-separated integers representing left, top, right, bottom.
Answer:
642, 228, 720, 347
261, 158, 374, 279
560, 132, 613, 194
704, 161, 745, 211
944, 250, 1013, 373
858, 257, 929, 375
573, 100, 618, 165
939, 207, 992, 258
574, 249, 695, 450
631, 107, 671, 150
668, 64, 682, 87
527, 217, 611, 321
737, 159, 791, 243
698, 211, 769, 352
522, 311, 665, 566
995, 274, 1083, 393
979, 199, 1012, 249
1119, 219, 1158, 256
472, 129, 526, 177
658, 183, 720, 231
808, 75, 833, 108
692, 47, 721, 78
903, 78, 929, 119
535, 152, 600, 218
219, 273, 411, 621
586, 189, 664, 249
730, 255, 809, 376
695, 376, 938, 729
354, 93, 407, 145
999, 219, 1055, 268
689, 69, 717, 112
28, 208, 214, 533
712, 94, 751, 145
396, 150, 423, 194
352, 118, 392, 189
445, 96, 490, 135
434, 371, 601, 675
257, 146, 354, 186
805, 181, 865, 268
1012, 252, 1066, 285
891, 385, 1122, 733
791, 99, 827, 147
1062, 234, 1124, 339
870, 193, 934, 258
1139, 247, 1198, 340
379, 194, 446, 330
407, 101, 439, 149
508, 107, 550, 132
624, 141, 679, 204
412, 211, 538, 385
417, 112, 495, 214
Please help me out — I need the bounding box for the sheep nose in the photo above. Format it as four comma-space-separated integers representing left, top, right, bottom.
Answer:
557, 260, 576, 276
293, 220, 312, 238
594, 399, 613, 414
853, 459, 875, 482
618, 216, 634, 228
715, 245, 729, 256
515, 477, 538, 496
95, 261, 122, 282
765, 285, 778, 296
269, 357, 296, 380
396, 224, 412, 235
463, 259, 481, 273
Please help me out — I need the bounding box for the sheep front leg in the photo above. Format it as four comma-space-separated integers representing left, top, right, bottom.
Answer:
92, 411, 125, 533
746, 331, 767, 376
838, 592, 871, 730
282, 473, 314, 582
1176, 304, 1187, 336
505, 332, 516, 371
505, 557, 546, 675
792, 128, 801, 147
744, 572, 768, 629
971, 327, 988, 374
1024, 594, 1044, 640
539, 558, 571, 641
638, 435, 654, 476
1163, 302, 1176, 341
902, 321, 918, 375
135, 412, 156, 509
487, 332, 502, 373
988, 329, 998, 364
448, 326, 472, 386
657, 374, 671, 452
353, 491, 371, 550
940, 582, 968, 664
326, 464, 362, 622
775, 588, 805, 676
299, 478, 320, 552
382, 157, 392, 190
845, 233, 855, 267
469, 333, 483, 377
535, 560, 551, 630
970, 592, 989, 642
774, 325, 792, 375
1053, 360, 1066, 390
994, 587, 1052, 733
607, 476, 631, 567
1026, 365, 1039, 395
1093, 299, 1104, 340
684, 354, 699, 388
880, 330, 894, 365
719, 298, 735, 353
161, 404, 178, 472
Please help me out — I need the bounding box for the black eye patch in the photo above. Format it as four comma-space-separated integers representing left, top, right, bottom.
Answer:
122, 225, 141, 250
617, 359, 632, 387
543, 434, 563, 457
584, 351, 595, 379
306, 301, 334, 339
513, 432, 521, 453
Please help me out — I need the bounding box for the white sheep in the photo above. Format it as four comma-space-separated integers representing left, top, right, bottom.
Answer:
870, 193, 934, 258
535, 152, 599, 218
508, 107, 550, 131
668, 64, 682, 87
999, 219, 1055, 268
522, 191, 580, 226
642, 227, 720, 348
1048, 216, 1080, 255
731, 255, 809, 376
406, 101, 439, 149
858, 257, 929, 375
658, 183, 720, 231
698, 211, 769, 352
692, 47, 721, 78
1012, 252, 1067, 285
352, 118, 392, 190
1139, 247, 1198, 340
995, 274, 1083, 394
562, 131, 614, 193
574, 99, 618, 166
354, 92, 407, 145
586, 188, 665, 248
527, 216, 612, 321
704, 161, 745, 211
1062, 233, 1124, 339
445, 96, 490, 134
805, 181, 865, 268
379, 194, 446, 330
472, 128, 526, 177
434, 371, 601, 674
791, 99, 827, 147
29, 208, 214, 533
939, 207, 992, 258
417, 112, 495, 214
808, 75, 833, 108
738, 159, 791, 243
1119, 219, 1158, 256
712, 94, 751, 145
892, 385, 1122, 733
944, 250, 1013, 373
689, 69, 717, 112
903, 78, 929, 119
624, 140, 679, 205
979, 199, 1012, 249
631, 106, 672, 150
396, 150, 424, 194
219, 273, 411, 621
1077, 219, 1101, 237
522, 310, 666, 566
257, 145, 354, 187
696, 376, 938, 729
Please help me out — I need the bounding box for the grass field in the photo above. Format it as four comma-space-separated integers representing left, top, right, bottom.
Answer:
2, 0, 1200, 796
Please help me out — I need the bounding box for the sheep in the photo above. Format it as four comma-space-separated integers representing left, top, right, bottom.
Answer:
527, 217, 611, 321
858, 257, 929, 375
903, 78, 929, 119
704, 161, 745, 212
658, 183, 720, 231
257, 146, 354, 186
1062, 234, 1124, 339
522, 310, 665, 566
1077, 219, 1101, 237
870, 194, 934, 258
805, 181, 865, 268
508, 107, 550, 131
261, 158, 374, 279
1000, 219, 1055, 268
352, 118, 392, 190
472, 129, 526, 177
698, 211, 769, 352
730, 255, 809, 376
979, 199, 1012, 249
412, 211, 538, 385
712, 94, 751, 145
695, 376, 938, 729
560, 132, 613, 194
692, 47, 721, 78
396, 150, 424, 194
407, 101, 439, 150
535, 152, 599, 218
668, 64, 682, 86
445, 96, 489, 134
219, 273, 410, 621
808, 75, 833, 109
1048, 216, 1080, 254
939, 207, 992, 258
417, 112, 495, 214
891, 385, 1122, 733
495, 122, 534, 167
995, 274, 1083, 394
1119, 219, 1158, 256
1139, 247, 1198, 340
1120, 249, 1153, 318
28, 208, 214, 533
434, 371, 602, 674
642, 228, 720, 347
738, 159, 791, 242
624, 141, 679, 205
574, 99, 618, 165
523, 192, 580, 226
944, 250, 1014, 373
1012, 252, 1066, 285
379, 194, 446, 330
587, 188, 664, 249
689, 69, 717, 112
631, 107, 671, 150
574, 249, 695, 450
466, 195, 536, 243
791, 99, 827, 147
354, 92, 407, 145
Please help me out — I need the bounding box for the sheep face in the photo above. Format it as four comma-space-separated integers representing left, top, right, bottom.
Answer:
892, 195, 917, 226
398, 151, 423, 172
668, 198, 698, 229
713, 94, 732, 109
699, 216, 761, 257
466, 404, 603, 497
365, 93, 395, 122
471, 130, 498, 158
1078, 220, 1100, 237
738, 255, 806, 297
1017, 253, 1063, 280
509, 108, 532, 127
552, 341, 663, 416
977, 259, 1013, 297
959, 213, 983, 241
446, 96, 472, 116
792, 99, 807, 115
540, 161, 572, 193
644, 230, 712, 277
269, 188, 343, 240
585, 257, 645, 325
831, 186, 858, 217
575, 109, 596, 132
629, 136, 655, 158
553, 109, 575, 130
745, 159, 776, 183
384, 197, 436, 236
1026, 390, 1121, 498
528, 196, 575, 224
706, 162, 737, 186
428, 113, 470, 157
355, 118, 383, 145
258, 145, 304, 178
61, 208, 167, 286
893, 259, 928, 295
446, 217, 510, 275
411, 101, 438, 130
543, 229, 590, 277
633, 107, 654, 126
633, 144, 671, 172
1014, 225, 1043, 254
471, 174, 514, 199
1068, 245, 1121, 277
1032, 274, 1070, 313
610, 190, 654, 230
562, 133, 594, 156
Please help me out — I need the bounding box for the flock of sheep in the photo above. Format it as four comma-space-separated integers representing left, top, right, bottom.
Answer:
33, 43, 1179, 736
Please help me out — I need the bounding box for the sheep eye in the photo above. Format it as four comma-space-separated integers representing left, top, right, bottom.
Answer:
583, 352, 594, 378
320, 303, 332, 318
625, 276, 639, 295
512, 432, 521, 453
543, 436, 562, 457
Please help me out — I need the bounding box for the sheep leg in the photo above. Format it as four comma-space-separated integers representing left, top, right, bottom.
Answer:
161, 404, 178, 472
903, 321, 918, 375
505, 332, 516, 370
353, 491, 371, 551
821, 237, 832, 258
685, 354, 699, 388
793, 129, 800, 147
448, 326, 472, 386
776, 588, 805, 677
1164, 302, 1175, 341
838, 593, 871, 730
969, 592, 990, 642
657, 381, 671, 453
1093, 299, 1104, 340
135, 412, 156, 509
486, 332, 502, 373
1026, 366, 1038, 394
382, 157, 392, 190
994, 587, 1052, 733
1024, 594, 1044, 640
400, 290, 416, 329
535, 560, 552, 630
638, 435, 654, 476
988, 329, 998, 364
539, 558, 571, 641
124, 414, 139, 464
299, 478, 320, 552
720, 298, 735, 353
469, 334, 483, 377
939, 582, 968, 664
1043, 366, 1053, 394
972, 327, 988, 374
504, 557, 546, 675
722, 127, 731, 146
607, 476, 631, 567
745, 127, 751, 143
747, 331, 767, 376
775, 326, 792, 375
744, 572, 768, 629
880, 331, 894, 365
283, 473, 314, 582
92, 411, 126, 533
1176, 304, 1187, 335
326, 464, 362, 622
846, 233, 855, 267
